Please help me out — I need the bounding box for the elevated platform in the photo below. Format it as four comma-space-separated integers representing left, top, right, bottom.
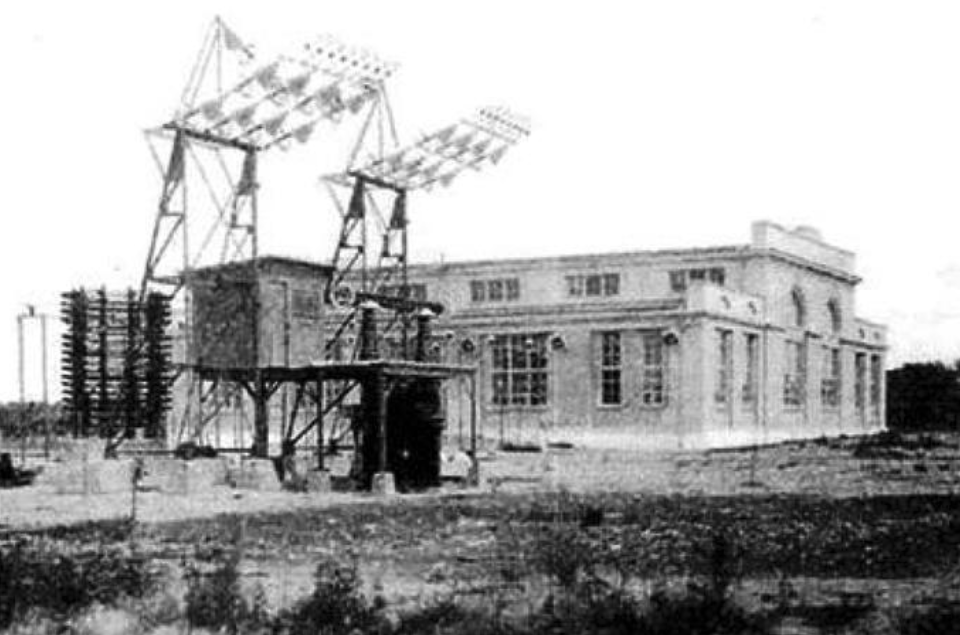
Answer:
193, 359, 476, 384
185, 359, 479, 489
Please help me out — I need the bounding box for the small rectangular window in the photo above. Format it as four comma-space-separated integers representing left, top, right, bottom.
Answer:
689, 269, 706, 282
603, 273, 620, 296
669, 270, 687, 292
487, 279, 504, 301
586, 274, 602, 296
506, 278, 520, 301
566, 275, 584, 297
470, 280, 485, 302
709, 268, 726, 285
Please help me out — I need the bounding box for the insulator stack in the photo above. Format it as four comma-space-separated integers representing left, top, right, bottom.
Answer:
60, 288, 172, 439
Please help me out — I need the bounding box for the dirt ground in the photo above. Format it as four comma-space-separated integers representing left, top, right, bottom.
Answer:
4, 432, 960, 530
4, 432, 960, 634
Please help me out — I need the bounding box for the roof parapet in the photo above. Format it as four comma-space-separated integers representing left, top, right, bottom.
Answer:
751, 221, 855, 275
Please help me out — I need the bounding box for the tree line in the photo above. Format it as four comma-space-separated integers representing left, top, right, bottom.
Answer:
886, 361, 960, 431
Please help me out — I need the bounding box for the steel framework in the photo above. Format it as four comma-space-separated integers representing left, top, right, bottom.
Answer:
140, 18, 396, 449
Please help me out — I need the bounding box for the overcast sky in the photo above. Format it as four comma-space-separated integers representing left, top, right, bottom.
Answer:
3, 0, 960, 400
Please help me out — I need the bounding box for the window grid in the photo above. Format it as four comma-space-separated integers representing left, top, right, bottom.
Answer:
641, 331, 666, 406
491, 334, 549, 407
566, 273, 621, 298
470, 278, 521, 303
599, 332, 622, 405
668, 267, 726, 292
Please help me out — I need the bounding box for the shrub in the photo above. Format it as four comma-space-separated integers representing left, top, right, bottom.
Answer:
183, 552, 268, 634
638, 583, 770, 635
272, 558, 387, 635
531, 523, 595, 590
896, 598, 960, 635
0, 538, 152, 628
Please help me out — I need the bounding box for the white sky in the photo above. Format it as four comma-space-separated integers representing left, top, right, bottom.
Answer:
2, 0, 960, 401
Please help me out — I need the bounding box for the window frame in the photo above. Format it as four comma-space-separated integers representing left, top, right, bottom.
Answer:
470, 278, 520, 303
715, 329, 733, 406
820, 345, 841, 409
742, 332, 759, 404
640, 331, 667, 407
790, 287, 807, 329
783, 339, 806, 408
470, 280, 486, 303
869, 354, 882, 414
854, 352, 867, 411
598, 331, 622, 406
490, 333, 549, 408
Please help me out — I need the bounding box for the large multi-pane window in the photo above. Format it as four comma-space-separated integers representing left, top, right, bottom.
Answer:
641, 331, 666, 406
566, 273, 620, 298
743, 333, 759, 404
715, 329, 733, 405
490, 334, 548, 406
599, 332, 622, 405
470, 278, 520, 303
854, 352, 867, 411
821, 346, 841, 408
784, 340, 805, 407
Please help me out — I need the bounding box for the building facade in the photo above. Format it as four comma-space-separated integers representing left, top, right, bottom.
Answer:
404, 221, 887, 449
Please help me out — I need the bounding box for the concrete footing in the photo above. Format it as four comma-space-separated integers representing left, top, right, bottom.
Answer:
304, 470, 332, 493
226, 458, 282, 492
41, 459, 135, 495
371, 472, 395, 495
141, 458, 228, 494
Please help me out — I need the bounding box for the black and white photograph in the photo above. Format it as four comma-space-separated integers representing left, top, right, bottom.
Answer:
2, 2, 960, 633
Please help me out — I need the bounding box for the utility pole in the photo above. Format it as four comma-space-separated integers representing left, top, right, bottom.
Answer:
16, 305, 52, 461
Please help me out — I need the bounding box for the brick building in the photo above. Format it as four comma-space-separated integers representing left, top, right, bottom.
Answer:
407, 221, 887, 449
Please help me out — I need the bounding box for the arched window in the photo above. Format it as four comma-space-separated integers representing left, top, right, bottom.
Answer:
790, 288, 806, 328
827, 298, 842, 335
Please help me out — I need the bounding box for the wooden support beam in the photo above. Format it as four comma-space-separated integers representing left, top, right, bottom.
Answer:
377, 374, 388, 474
316, 377, 324, 471
252, 371, 269, 458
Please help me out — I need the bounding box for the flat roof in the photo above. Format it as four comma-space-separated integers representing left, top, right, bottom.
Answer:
189, 255, 334, 280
